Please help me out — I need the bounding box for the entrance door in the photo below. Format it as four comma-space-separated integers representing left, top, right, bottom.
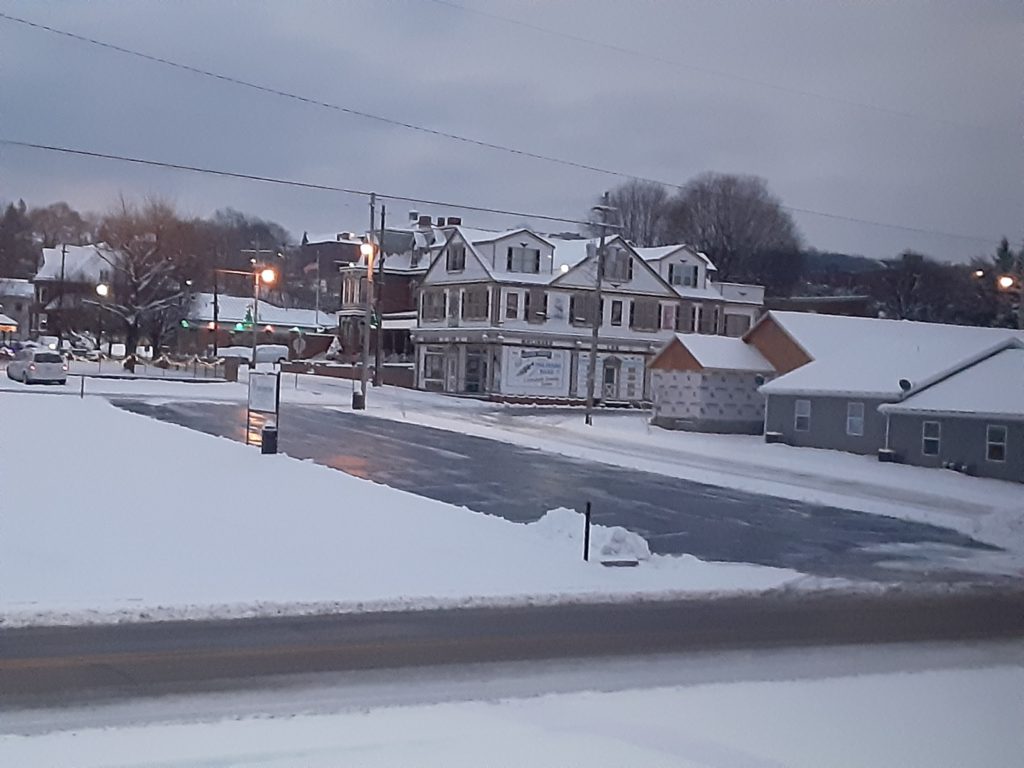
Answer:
465, 351, 488, 393
602, 360, 619, 399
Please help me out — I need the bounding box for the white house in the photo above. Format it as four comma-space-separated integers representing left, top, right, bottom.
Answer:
413, 227, 765, 401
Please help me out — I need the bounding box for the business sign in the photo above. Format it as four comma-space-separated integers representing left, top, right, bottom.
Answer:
504, 347, 569, 396
248, 371, 279, 414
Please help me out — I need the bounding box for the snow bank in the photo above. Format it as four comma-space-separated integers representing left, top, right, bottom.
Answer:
528, 507, 651, 561
0, 394, 800, 627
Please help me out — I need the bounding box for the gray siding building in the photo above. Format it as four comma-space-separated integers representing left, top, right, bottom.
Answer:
763, 394, 889, 455
879, 344, 1024, 483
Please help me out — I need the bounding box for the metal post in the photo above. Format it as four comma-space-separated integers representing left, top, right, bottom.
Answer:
361, 193, 375, 402
583, 501, 592, 561
374, 204, 386, 386
584, 193, 612, 426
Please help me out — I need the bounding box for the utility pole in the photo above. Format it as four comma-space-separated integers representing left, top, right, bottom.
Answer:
212, 252, 220, 357
373, 204, 386, 386
241, 238, 278, 366
584, 193, 614, 426
360, 193, 376, 404
57, 243, 67, 346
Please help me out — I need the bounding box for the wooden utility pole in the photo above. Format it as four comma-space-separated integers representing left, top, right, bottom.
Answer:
374, 204, 386, 386
584, 193, 614, 426
360, 193, 376, 402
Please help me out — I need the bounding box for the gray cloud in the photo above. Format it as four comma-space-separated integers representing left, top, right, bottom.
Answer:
1, 0, 1020, 261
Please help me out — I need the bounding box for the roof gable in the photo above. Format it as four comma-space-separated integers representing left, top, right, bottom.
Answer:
551, 235, 678, 297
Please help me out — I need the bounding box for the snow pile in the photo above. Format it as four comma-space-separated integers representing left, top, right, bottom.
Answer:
0, 395, 801, 627
528, 507, 651, 561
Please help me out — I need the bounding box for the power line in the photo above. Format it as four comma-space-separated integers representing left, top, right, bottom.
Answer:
0, 139, 594, 226
426, 0, 995, 134
0, 138, 1001, 245
0, 12, 1002, 245
0, 11, 644, 183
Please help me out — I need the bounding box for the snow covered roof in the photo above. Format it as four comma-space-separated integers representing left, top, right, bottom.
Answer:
759, 311, 1024, 398
673, 334, 774, 372
879, 343, 1024, 421
35, 244, 113, 283
0, 278, 33, 298
305, 232, 361, 245
635, 244, 717, 271
186, 293, 338, 330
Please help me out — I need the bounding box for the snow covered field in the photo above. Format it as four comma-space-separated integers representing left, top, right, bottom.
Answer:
0, 393, 799, 627
2, 643, 1020, 767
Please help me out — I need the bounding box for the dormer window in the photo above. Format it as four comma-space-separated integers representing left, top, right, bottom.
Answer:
604, 249, 632, 282
507, 246, 541, 274
668, 263, 698, 287
446, 245, 466, 272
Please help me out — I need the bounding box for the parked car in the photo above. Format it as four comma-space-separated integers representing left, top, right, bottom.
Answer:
6, 348, 68, 384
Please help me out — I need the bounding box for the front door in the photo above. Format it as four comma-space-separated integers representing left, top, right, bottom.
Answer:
465, 351, 488, 394
602, 360, 619, 399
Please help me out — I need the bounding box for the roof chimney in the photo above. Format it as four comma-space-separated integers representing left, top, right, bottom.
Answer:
446, 216, 462, 226
435, 216, 445, 226
417, 214, 432, 228
408, 210, 419, 224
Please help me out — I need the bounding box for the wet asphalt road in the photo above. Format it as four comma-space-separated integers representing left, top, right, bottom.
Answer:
115, 400, 995, 583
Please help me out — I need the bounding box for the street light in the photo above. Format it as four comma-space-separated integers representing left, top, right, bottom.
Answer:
997, 275, 1016, 290
973, 269, 985, 279
95, 283, 109, 297
260, 268, 277, 285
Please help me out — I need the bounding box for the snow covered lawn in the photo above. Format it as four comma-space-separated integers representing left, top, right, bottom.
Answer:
0, 394, 799, 627
2, 648, 1020, 767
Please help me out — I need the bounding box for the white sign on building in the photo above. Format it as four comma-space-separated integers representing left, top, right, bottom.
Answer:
503, 347, 570, 396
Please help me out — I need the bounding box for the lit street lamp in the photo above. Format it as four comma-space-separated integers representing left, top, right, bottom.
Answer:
95, 283, 109, 297
997, 274, 1016, 291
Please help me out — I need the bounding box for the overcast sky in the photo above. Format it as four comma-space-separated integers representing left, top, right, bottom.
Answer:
1, 0, 1020, 261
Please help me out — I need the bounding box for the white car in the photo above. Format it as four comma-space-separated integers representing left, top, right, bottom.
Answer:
6, 348, 68, 384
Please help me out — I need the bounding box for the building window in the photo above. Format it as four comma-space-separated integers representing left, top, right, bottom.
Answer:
506, 246, 541, 274
660, 304, 676, 330
986, 425, 1007, 462
446, 245, 466, 272
610, 300, 623, 326
570, 293, 599, 326
505, 291, 519, 319
604, 249, 633, 282
421, 289, 446, 321
629, 298, 659, 331
846, 402, 865, 436
423, 352, 444, 380
922, 421, 941, 456
724, 314, 751, 337
668, 263, 698, 287
461, 287, 489, 320
794, 399, 811, 432
675, 303, 694, 333
526, 288, 546, 324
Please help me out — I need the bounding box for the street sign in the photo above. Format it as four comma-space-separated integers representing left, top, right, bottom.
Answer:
248, 371, 279, 414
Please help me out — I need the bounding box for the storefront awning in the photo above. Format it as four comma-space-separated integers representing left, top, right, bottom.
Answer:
0, 313, 18, 333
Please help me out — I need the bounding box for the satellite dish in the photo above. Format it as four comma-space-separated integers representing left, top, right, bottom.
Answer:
898, 378, 912, 392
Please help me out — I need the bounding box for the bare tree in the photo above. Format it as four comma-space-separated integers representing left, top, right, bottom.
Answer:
593, 180, 670, 246
663, 173, 801, 280
92, 200, 193, 370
